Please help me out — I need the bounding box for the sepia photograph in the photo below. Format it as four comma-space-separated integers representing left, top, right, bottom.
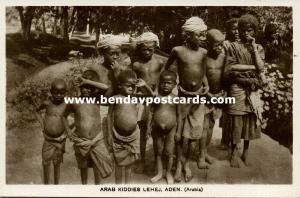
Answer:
3, 3, 296, 196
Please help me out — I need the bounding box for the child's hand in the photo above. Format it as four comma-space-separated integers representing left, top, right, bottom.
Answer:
110, 61, 121, 70
136, 78, 146, 87
248, 36, 258, 51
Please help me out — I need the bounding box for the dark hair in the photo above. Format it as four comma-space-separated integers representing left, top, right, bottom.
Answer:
160, 70, 177, 82
238, 14, 259, 33
117, 69, 137, 84
225, 18, 239, 33
206, 29, 225, 44
51, 79, 67, 91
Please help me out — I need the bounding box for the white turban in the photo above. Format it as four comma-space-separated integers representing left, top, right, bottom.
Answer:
97, 34, 129, 49
182, 17, 207, 34
135, 32, 160, 48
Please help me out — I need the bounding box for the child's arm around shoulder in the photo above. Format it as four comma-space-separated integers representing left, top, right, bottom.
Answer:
135, 79, 155, 97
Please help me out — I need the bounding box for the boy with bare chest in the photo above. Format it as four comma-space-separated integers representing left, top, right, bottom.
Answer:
107, 70, 153, 184
199, 29, 227, 168
63, 70, 113, 184
34, 79, 69, 184
132, 32, 164, 172
149, 70, 178, 184
164, 17, 209, 182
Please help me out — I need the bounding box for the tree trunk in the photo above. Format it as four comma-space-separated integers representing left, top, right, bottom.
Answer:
53, 6, 58, 36
42, 14, 46, 33
16, 6, 36, 41
68, 7, 76, 32
60, 6, 69, 42
95, 23, 100, 46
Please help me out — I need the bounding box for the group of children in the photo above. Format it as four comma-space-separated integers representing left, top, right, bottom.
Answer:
33, 14, 265, 185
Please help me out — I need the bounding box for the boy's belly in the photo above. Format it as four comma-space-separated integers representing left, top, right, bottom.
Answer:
153, 107, 176, 132
179, 74, 203, 92
75, 119, 101, 139
43, 116, 65, 137
114, 105, 138, 136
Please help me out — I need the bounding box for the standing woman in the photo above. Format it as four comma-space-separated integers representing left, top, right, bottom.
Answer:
223, 14, 265, 168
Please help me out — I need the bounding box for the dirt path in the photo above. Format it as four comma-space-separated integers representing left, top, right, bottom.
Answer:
6, 117, 292, 184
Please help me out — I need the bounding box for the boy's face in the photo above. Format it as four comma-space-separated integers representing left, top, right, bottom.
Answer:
159, 75, 176, 95
80, 86, 93, 97
229, 23, 239, 41
140, 42, 155, 61
210, 40, 224, 55
240, 23, 255, 42
103, 46, 121, 65
119, 78, 136, 95
51, 87, 66, 103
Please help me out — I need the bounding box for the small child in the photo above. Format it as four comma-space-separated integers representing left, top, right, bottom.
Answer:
224, 14, 265, 168
107, 69, 153, 184
63, 70, 113, 184
149, 70, 178, 184
132, 31, 164, 172
33, 79, 69, 184
164, 16, 209, 182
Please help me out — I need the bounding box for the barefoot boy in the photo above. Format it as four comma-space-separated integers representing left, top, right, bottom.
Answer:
224, 14, 265, 168
132, 31, 164, 172
220, 18, 240, 150
63, 70, 113, 184
107, 70, 153, 184
33, 79, 69, 184
164, 17, 209, 182
199, 29, 226, 168
149, 70, 178, 184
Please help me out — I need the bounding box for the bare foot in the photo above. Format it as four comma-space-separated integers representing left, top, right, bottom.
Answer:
197, 159, 209, 169
174, 167, 182, 183
184, 165, 193, 182
166, 172, 174, 184
205, 154, 215, 164
241, 154, 251, 166
230, 156, 242, 168
150, 173, 163, 183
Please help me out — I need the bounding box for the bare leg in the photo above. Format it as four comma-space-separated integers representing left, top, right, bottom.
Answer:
205, 122, 215, 164
53, 163, 60, 185
174, 144, 183, 183
136, 121, 147, 173
93, 166, 101, 184
115, 164, 122, 184
43, 164, 50, 184
80, 168, 88, 184
230, 143, 242, 168
166, 156, 174, 184
241, 140, 250, 166
182, 138, 193, 182
125, 165, 132, 184
198, 130, 209, 169
151, 155, 163, 183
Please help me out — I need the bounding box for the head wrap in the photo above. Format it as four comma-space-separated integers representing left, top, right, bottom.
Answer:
182, 17, 207, 34
135, 32, 160, 48
207, 29, 225, 44
97, 34, 129, 49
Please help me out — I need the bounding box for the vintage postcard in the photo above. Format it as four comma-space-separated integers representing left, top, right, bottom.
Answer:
1, 0, 299, 197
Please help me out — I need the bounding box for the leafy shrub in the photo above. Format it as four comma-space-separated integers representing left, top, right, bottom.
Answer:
8, 55, 90, 129
260, 63, 293, 150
